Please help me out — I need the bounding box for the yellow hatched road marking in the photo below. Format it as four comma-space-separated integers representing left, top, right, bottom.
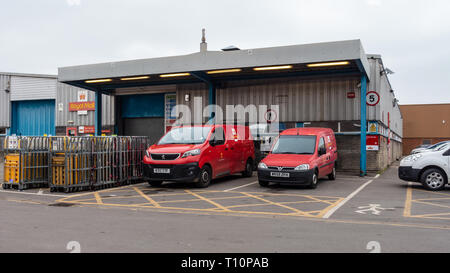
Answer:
240, 192, 310, 216
94, 192, 103, 205
134, 187, 161, 208
185, 190, 231, 212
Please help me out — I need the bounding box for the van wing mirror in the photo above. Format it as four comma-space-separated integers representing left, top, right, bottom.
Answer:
318, 147, 327, 156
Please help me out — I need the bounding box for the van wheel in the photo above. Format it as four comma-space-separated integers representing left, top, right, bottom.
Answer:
309, 172, 318, 189
328, 165, 336, 180
148, 180, 163, 187
196, 165, 212, 188
242, 159, 253, 178
421, 168, 447, 191
259, 180, 269, 187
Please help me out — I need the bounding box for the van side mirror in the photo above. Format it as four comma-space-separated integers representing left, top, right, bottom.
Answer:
318, 147, 327, 156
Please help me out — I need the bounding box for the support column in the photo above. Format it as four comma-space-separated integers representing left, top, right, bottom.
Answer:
360, 75, 367, 177
95, 91, 102, 136
208, 83, 216, 122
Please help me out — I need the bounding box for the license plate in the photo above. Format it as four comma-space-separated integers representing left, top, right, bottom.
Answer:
154, 168, 171, 174
270, 172, 290, 178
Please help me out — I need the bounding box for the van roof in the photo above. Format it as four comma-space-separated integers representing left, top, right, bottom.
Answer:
280, 128, 334, 136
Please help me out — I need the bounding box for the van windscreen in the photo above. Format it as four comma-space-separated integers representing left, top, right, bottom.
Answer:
272, 135, 317, 155
158, 127, 212, 145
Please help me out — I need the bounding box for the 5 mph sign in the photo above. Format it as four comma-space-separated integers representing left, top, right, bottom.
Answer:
366, 91, 380, 106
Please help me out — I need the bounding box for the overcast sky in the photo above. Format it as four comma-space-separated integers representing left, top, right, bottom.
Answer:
1, 0, 449, 105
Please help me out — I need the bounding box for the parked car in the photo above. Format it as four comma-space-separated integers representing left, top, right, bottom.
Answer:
411, 141, 450, 154
143, 125, 255, 188
257, 128, 337, 189
399, 142, 450, 191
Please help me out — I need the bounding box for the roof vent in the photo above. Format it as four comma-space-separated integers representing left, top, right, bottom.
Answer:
200, 28, 208, 52
221, 45, 240, 51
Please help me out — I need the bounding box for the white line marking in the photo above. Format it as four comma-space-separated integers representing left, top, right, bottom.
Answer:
224, 181, 258, 192
0, 190, 66, 198
322, 174, 380, 219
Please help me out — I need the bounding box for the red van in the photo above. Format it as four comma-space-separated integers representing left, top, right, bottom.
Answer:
257, 128, 337, 188
143, 125, 255, 188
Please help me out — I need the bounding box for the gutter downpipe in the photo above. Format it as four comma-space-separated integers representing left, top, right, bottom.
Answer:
360, 74, 367, 177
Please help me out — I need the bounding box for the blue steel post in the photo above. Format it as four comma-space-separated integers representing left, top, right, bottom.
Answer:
360, 75, 367, 177
95, 91, 102, 136
208, 84, 216, 122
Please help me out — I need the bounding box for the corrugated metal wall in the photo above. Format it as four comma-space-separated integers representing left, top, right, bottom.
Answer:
176, 83, 209, 123
0, 74, 11, 128
56, 82, 115, 126
217, 76, 363, 122
11, 100, 55, 136
10, 76, 56, 101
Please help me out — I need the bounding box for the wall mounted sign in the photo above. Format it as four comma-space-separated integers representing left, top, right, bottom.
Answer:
368, 121, 379, 133
347, 92, 356, 99
69, 101, 96, 112
78, 126, 95, 134
366, 91, 380, 106
366, 135, 380, 151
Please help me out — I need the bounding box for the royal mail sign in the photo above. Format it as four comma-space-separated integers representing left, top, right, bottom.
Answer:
69, 101, 96, 112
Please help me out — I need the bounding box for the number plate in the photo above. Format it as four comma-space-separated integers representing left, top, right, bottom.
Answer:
270, 172, 290, 178
154, 168, 171, 174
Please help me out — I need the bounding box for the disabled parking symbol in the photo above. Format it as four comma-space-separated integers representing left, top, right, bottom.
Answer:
356, 204, 395, 215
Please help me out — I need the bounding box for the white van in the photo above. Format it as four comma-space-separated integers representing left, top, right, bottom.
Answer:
399, 143, 450, 191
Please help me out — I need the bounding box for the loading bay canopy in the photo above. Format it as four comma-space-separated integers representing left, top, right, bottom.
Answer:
58, 39, 371, 176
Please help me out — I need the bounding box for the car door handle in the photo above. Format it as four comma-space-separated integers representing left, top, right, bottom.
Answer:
225, 148, 229, 151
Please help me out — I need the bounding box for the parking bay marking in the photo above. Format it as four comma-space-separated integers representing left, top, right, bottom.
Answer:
322, 174, 380, 219
404, 184, 450, 220
55, 188, 344, 218
224, 181, 258, 192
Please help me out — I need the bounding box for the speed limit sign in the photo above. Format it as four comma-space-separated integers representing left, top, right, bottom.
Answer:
366, 91, 380, 106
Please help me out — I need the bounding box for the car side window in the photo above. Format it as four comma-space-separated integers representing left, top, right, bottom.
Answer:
319, 137, 325, 151
211, 127, 225, 146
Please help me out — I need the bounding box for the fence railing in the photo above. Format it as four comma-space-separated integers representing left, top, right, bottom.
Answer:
2, 136, 151, 192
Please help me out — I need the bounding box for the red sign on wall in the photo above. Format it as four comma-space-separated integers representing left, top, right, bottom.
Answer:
366, 135, 380, 151
69, 101, 96, 112
79, 126, 95, 134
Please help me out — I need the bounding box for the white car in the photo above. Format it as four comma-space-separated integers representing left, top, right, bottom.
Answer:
399, 143, 450, 191
411, 141, 450, 154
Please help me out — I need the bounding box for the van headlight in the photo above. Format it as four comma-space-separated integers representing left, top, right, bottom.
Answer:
294, 164, 310, 171
403, 154, 423, 162
145, 150, 151, 158
258, 162, 268, 169
182, 149, 201, 158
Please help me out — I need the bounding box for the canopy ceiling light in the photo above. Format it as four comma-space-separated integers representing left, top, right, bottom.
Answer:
160, 73, 191, 78
207, 69, 242, 74
253, 65, 293, 71
120, 76, 150, 81
307, 61, 350, 68
85, 79, 113, 83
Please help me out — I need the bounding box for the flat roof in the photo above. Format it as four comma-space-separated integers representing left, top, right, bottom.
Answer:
58, 39, 371, 91
0, 72, 56, 79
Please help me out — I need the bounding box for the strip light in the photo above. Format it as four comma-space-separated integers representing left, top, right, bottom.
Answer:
253, 65, 293, 71
207, 69, 242, 74
307, 61, 350, 68
85, 79, 113, 83
160, 73, 191, 78
120, 76, 150, 81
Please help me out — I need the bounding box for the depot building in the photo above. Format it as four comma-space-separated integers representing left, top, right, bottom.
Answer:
1, 37, 403, 175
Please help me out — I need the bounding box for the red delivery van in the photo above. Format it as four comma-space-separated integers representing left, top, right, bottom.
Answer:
143, 125, 255, 188
257, 128, 337, 189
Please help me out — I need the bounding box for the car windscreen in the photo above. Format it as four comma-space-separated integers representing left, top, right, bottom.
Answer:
158, 127, 212, 145
271, 135, 317, 155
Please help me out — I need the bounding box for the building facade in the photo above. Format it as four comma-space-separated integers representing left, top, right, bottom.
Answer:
58, 39, 403, 173
0, 72, 114, 137
400, 104, 450, 155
